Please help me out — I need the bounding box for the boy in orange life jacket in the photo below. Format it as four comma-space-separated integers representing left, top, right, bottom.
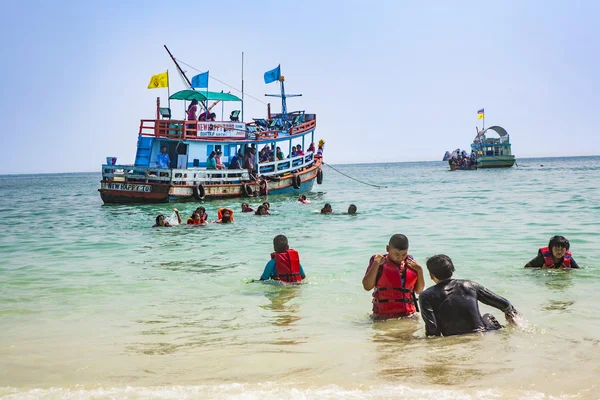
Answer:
259, 235, 306, 282
362, 234, 425, 320
524, 235, 579, 268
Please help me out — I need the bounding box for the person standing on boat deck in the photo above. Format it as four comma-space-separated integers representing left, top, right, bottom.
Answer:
362, 234, 424, 320
206, 151, 217, 169
260, 235, 306, 282
186, 99, 198, 120
524, 235, 579, 269
157, 146, 171, 168
419, 254, 519, 337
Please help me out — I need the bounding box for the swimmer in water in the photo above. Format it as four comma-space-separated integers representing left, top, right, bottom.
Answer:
153, 208, 181, 227
525, 235, 579, 268
419, 254, 519, 336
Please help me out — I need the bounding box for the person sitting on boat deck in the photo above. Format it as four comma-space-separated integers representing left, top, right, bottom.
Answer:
362, 234, 425, 320
241, 202, 254, 213
215, 151, 226, 170
153, 208, 182, 227
206, 151, 217, 169
187, 99, 198, 121
321, 203, 333, 214
157, 146, 171, 169
260, 234, 306, 283
194, 206, 208, 224
525, 235, 579, 269
229, 153, 242, 170
276, 147, 285, 161
419, 254, 519, 336
187, 212, 205, 225
347, 204, 357, 215
296, 145, 305, 156
215, 208, 234, 223
298, 195, 310, 204
255, 205, 268, 216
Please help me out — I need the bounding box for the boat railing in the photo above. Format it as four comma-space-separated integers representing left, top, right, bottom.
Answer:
102, 164, 251, 184
139, 116, 317, 142
258, 152, 314, 176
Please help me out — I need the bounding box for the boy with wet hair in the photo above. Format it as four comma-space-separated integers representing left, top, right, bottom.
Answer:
420, 254, 519, 336
525, 235, 579, 268
362, 234, 425, 320
259, 235, 306, 282
347, 204, 357, 215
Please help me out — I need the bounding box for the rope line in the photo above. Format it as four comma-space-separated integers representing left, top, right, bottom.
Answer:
323, 162, 387, 188
175, 59, 269, 105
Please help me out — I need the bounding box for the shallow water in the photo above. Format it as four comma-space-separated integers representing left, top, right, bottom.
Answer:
1, 157, 599, 399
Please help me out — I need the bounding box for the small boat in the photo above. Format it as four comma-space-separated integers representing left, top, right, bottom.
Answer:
471, 126, 515, 168
99, 48, 323, 204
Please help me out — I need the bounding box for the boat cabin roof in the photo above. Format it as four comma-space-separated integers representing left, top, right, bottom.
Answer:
169, 90, 242, 102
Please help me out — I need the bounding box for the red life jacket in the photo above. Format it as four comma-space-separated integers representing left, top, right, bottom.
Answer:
540, 246, 572, 268
372, 255, 418, 319
187, 218, 203, 225
270, 249, 303, 283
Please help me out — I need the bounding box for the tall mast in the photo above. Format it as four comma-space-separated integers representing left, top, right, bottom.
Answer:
164, 45, 192, 88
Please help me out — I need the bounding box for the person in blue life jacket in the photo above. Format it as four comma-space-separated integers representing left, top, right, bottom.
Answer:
260, 235, 306, 283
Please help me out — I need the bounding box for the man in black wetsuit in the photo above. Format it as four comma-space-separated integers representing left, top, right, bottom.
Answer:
419, 254, 519, 337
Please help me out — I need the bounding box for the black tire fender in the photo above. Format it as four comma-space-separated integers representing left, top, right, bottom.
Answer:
316, 169, 323, 185
292, 174, 301, 189
193, 184, 205, 201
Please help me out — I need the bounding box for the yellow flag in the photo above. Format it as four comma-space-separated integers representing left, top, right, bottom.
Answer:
477, 113, 484, 120
147, 71, 168, 89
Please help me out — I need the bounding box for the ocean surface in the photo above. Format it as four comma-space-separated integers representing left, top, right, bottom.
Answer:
1, 156, 599, 400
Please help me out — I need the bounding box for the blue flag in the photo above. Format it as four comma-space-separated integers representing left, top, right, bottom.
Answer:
264, 65, 281, 84
191, 71, 209, 88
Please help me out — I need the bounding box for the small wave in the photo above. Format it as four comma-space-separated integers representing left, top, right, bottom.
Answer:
0, 383, 554, 400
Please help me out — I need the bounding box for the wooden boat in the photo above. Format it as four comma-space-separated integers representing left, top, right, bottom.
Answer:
99, 47, 323, 204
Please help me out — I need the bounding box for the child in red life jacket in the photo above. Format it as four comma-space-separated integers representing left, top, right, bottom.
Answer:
259, 235, 306, 283
362, 234, 425, 320
525, 235, 580, 268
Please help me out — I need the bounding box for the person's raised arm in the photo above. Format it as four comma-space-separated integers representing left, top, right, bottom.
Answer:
173, 208, 182, 225
362, 255, 385, 291
405, 258, 425, 294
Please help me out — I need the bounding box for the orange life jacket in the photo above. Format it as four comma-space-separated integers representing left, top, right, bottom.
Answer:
217, 208, 234, 221
372, 255, 418, 319
540, 246, 572, 268
270, 249, 303, 283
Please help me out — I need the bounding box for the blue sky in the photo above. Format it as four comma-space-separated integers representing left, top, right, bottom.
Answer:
1, 0, 598, 174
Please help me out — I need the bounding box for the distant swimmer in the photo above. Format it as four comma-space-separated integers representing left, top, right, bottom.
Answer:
215, 208, 234, 223
259, 234, 306, 282
362, 234, 425, 320
153, 208, 182, 227
255, 205, 268, 216
346, 204, 357, 215
298, 195, 311, 204
419, 254, 519, 337
241, 202, 255, 213
321, 203, 333, 214
187, 207, 207, 225
525, 235, 579, 269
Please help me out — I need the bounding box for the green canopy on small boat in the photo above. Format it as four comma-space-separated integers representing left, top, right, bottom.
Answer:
169, 90, 242, 102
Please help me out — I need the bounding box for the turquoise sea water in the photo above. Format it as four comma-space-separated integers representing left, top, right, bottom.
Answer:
1, 156, 599, 399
